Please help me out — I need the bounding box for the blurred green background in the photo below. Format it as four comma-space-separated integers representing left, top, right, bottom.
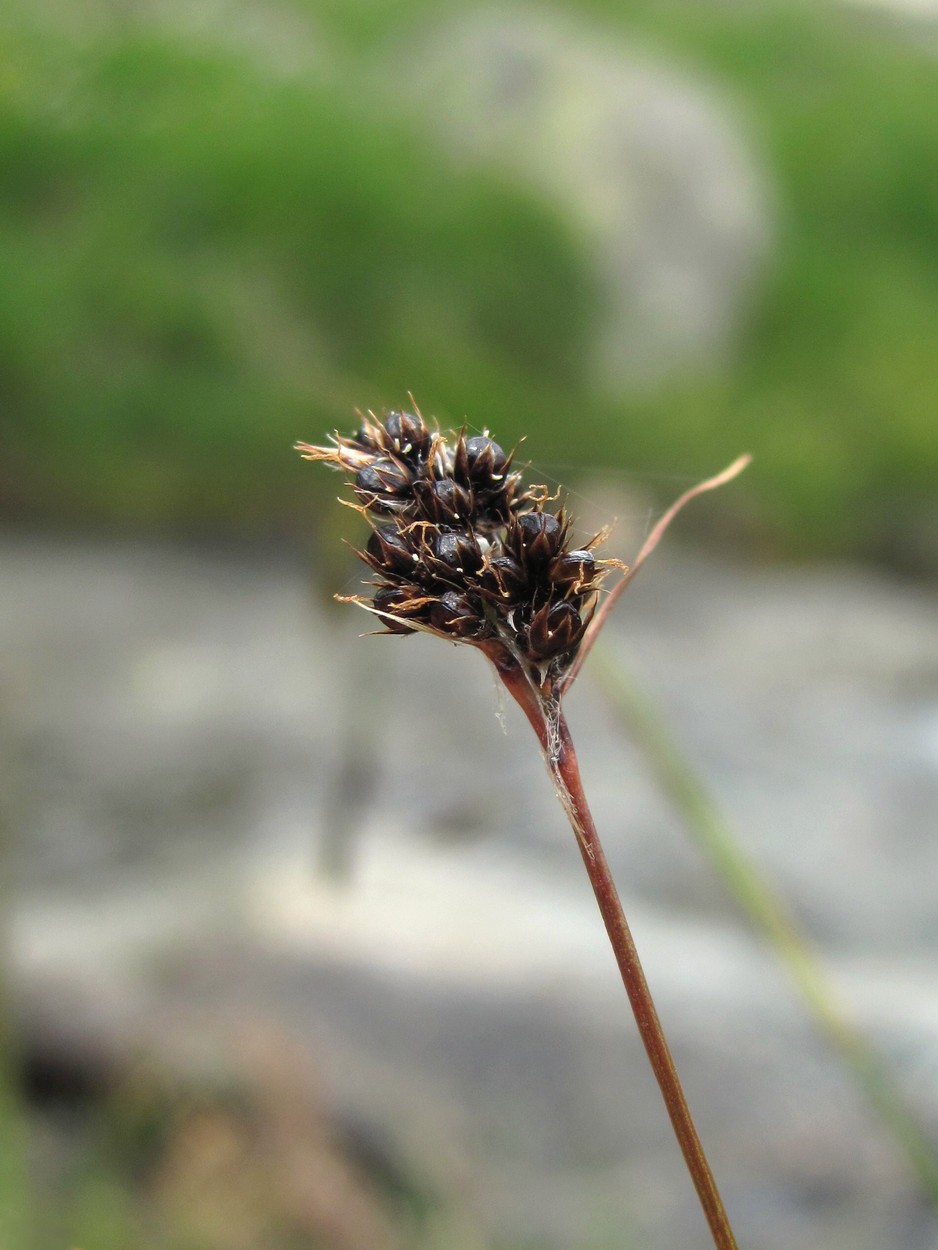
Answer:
3, 0, 937, 567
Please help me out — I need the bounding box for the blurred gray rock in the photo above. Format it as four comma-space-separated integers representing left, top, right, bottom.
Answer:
4, 532, 938, 1250
401, 8, 771, 390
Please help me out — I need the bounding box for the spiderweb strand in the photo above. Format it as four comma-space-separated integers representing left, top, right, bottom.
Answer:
563, 453, 752, 691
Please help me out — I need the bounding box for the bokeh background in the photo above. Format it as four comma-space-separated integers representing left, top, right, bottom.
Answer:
2, 1, 938, 1248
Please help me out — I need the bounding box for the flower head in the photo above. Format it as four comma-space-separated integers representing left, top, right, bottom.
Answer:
296, 407, 619, 695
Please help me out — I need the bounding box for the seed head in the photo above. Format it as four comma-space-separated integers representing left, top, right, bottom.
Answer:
296, 407, 620, 694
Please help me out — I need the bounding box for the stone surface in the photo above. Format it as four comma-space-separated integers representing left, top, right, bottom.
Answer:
4, 530, 938, 1249
398, 8, 771, 391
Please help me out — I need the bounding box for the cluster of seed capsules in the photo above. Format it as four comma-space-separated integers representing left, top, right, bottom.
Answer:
297, 409, 615, 685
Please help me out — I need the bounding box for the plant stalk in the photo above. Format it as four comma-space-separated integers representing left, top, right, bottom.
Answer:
494, 657, 739, 1250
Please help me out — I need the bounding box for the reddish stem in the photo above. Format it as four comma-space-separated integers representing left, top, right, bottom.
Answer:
495, 657, 739, 1250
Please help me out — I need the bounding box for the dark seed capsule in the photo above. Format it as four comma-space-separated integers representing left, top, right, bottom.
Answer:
514, 511, 564, 566
366, 525, 418, 576
433, 532, 460, 566
430, 590, 487, 639
517, 510, 561, 543
373, 585, 420, 633
465, 435, 507, 478
355, 457, 413, 508
526, 600, 584, 661
413, 477, 472, 525
549, 549, 595, 590
433, 530, 483, 574
452, 434, 495, 483
384, 411, 431, 458
356, 465, 385, 494
485, 554, 527, 600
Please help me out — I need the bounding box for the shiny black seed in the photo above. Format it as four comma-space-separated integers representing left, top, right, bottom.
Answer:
432, 530, 483, 574
514, 511, 564, 566
465, 435, 507, 476
527, 601, 584, 661
355, 458, 412, 498
433, 532, 461, 565
452, 436, 513, 512
366, 525, 418, 575
356, 465, 385, 494
485, 554, 527, 600
373, 585, 420, 633
414, 478, 471, 525
430, 590, 487, 639
518, 511, 561, 543
550, 549, 595, 589
384, 411, 431, 458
